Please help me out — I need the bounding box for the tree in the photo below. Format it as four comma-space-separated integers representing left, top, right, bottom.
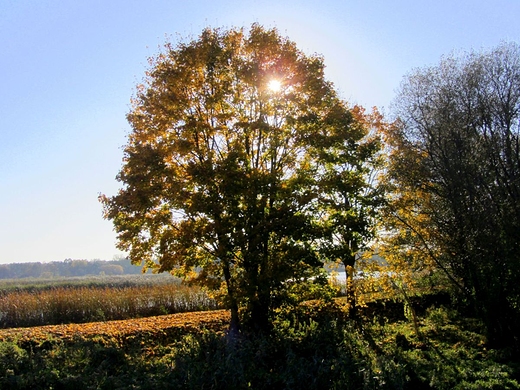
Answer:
386, 42, 520, 349
316, 106, 383, 310
100, 25, 378, 333
100, 264, 124, 276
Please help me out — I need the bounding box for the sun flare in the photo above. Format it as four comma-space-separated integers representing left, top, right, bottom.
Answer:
267, 79, 282, 92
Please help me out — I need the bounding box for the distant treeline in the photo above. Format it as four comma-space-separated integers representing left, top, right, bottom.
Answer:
0, 259, 145, 279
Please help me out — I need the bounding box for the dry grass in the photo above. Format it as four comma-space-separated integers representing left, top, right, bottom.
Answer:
0, 283, 219, 328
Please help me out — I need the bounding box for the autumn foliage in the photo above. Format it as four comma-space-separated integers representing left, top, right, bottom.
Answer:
100, 24, 379, 333
0, 309, 229, 346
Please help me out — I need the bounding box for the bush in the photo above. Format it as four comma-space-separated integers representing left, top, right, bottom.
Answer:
0, 341, 28, 378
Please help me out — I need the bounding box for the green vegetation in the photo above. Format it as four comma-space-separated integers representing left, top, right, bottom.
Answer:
0, 298, 518, 389
0, 273, 172, 293
384, 42, 520, 350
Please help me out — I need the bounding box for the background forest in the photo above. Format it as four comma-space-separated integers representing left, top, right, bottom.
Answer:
0, 259, 143, 279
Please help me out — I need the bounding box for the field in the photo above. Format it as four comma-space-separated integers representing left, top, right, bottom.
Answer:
0, 309, 230, 345
0, 276, 519, 389
0, 274, 219, 328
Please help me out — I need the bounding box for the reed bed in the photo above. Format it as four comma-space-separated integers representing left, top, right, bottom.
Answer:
0, 274, 173, 293
0, 283, 219, 328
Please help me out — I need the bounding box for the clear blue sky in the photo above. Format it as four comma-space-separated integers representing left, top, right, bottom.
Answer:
1, 0, 518, 264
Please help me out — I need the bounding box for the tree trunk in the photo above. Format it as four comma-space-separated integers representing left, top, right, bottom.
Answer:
223, 261, 240, 336
484, 298, 520, 352
228, 300, 240, 337
344, 265, 357, 317
249, 294, 271, 334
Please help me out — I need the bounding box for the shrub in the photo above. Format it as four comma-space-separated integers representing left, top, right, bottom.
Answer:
0, 341, 28, 377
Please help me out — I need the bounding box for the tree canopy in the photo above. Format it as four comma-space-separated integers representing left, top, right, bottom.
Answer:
385, 42, 520, 349
100, 24, 379, 333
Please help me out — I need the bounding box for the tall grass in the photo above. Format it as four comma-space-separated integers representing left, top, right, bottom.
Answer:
0, 282, 219, 328
0, 274, 174, 293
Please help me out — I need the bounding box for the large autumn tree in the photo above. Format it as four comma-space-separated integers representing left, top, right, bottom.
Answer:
385, 43, 520, 349
100, 25, 379, 333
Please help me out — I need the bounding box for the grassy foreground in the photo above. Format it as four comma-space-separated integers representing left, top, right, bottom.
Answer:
0, 297, 519, 389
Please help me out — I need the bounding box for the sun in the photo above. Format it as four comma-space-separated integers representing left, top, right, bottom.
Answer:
267, 79, 282, 92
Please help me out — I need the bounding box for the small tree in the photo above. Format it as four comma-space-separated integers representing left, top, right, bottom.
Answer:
100, 25, 378, 333
316, 106, 384, 310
